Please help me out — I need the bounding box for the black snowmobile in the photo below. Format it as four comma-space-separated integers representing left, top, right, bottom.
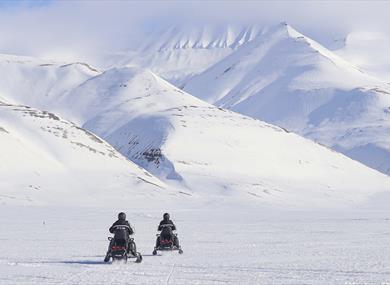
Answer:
104, 225, 142, 263
153, 224, 183, 255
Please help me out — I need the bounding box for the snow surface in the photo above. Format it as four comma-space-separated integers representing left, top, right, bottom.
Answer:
52, 66, 390, 208
0, 54, 98, 110
1, 22, 390, 285
184, 23, 390, 175
2, 205, 390, 284
0, 101, 181, 206
0, 57, 389, 206
336, 31, 390, 82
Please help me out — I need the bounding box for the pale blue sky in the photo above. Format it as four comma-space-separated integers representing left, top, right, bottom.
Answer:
0, 0, 51, 9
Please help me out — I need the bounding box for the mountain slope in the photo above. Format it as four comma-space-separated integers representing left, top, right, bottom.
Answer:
1, 53, 389, 206
0, 100, 172, 206
112, 25, 263, 86
57, 66, 390, 207
336, 31, 390, 82
184, 23, 390, 175
0, 53, 99, 109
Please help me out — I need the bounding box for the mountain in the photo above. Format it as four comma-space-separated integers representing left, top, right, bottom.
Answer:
54, 66, 390, 207
184, 23, 390, 175
109, 25, 263, 86
0, 53, 98, 110
335, 31, 390, 82
0, 100, 172, 206
1, 53, 389, 206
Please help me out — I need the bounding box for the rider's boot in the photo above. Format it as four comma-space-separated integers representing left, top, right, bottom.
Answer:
104, 239, 114, 262
104, 251, 110, 262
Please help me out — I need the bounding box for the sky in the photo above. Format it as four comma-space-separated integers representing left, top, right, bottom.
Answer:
0, 0, 389, 65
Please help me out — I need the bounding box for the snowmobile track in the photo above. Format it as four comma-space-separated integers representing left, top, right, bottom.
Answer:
165, 263, 176, 285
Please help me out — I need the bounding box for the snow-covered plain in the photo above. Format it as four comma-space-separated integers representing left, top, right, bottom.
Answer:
1, 205, 390, 284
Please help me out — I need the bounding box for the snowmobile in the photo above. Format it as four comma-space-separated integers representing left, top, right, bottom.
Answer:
104, 227, 142, 263
153, 224, 183, 255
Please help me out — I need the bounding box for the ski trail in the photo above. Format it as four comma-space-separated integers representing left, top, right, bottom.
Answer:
165, 263, 175, 285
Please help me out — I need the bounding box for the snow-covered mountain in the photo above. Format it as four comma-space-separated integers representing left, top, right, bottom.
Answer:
45, 66, 390, 207
110, 25, 263, 86
1, 52, 390, 207
0, 100, 173, 206
0, 53, 98, 110
336, 31, 390, 82
184, 23, 390, 175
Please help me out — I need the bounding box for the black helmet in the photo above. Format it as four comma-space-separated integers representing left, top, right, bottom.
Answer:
118, 212, 126, 220
163, 213, 170, 220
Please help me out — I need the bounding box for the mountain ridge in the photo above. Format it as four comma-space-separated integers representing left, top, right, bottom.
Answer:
183, 23, 390, 175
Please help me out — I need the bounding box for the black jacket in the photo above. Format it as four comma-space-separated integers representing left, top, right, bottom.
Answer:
158, 219, 176, 231
109, 220, 134, 235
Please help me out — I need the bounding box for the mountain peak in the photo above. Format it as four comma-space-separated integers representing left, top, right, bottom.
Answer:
259, 22, 305, 41
139, 24, 264, 51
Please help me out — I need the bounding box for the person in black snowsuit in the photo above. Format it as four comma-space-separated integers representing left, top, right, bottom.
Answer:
109, 213, 134, 236
155, 213, 180, 248
104, 212, 136, 262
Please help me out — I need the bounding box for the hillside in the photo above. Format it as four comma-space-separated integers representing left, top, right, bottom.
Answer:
59, 67, 390, 207
0, 100, 172, 205
184, 23, 390, 175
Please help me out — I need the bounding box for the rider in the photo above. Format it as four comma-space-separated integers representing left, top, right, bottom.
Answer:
155, 212, 180, 248
104, 212, 135, 262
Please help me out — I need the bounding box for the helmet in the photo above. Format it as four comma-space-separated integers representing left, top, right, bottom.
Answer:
163, 213, 170, 220
118, 212, 126, 220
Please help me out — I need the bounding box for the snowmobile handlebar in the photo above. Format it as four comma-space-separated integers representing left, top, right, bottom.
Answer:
108, 235, 134, 241
159, 224, 174, 227
156, 232, 178, 237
